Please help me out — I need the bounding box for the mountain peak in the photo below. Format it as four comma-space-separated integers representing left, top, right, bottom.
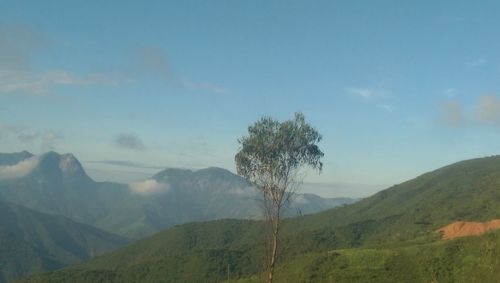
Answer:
34, 151, 92, 183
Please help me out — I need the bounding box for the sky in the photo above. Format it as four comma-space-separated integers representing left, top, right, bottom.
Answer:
1, 1, 500, 198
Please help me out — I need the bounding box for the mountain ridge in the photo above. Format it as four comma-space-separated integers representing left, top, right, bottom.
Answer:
0, 151, 354, 239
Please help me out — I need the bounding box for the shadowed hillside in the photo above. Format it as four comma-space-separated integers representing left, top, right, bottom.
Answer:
0, 201, 126, 283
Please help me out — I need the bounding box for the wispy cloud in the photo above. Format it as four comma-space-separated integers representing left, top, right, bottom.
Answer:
347, 87, 375, 99
0, 25, 226, 96
113, 133, 145, 150
347, 86, 393, 113
0, 156, 39, 180
88, 160, 164, 170
133, 46, 227, 95
0, 70, 118, 94
0, 121, 62, 150
0, 24, 118, 95
129, 179, 169, 195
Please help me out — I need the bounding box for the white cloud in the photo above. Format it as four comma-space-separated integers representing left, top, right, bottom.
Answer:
347, 87, 375, 99
0, 156, 39, 180
0, 70, 118, 94
129, 179, 169, 195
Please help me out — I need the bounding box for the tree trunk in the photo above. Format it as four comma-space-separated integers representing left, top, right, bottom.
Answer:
268, 215, 280, 283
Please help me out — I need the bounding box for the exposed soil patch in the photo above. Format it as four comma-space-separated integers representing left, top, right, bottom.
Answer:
437, 219, 500, 240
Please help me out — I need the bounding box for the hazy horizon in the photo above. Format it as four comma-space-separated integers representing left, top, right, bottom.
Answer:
2, 1, 500, 198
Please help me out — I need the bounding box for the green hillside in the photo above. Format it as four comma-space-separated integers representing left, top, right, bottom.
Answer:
234, 230, 500, 283
0, 201, 126, 283
289, 155, 500, 245
19, 155, 500, 282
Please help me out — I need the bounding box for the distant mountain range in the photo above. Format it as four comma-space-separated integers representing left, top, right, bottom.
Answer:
0, 151, 355, 239
23, 155, 500, 282
0, 150, 355, 282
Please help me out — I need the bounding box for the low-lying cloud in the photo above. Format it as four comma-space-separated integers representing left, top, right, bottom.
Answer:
129, 179, 169, 195
0, 156, 39, 180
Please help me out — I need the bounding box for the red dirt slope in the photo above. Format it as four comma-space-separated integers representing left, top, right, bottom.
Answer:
437, 219, 500, 240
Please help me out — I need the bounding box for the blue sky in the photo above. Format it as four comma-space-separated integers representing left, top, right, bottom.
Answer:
1, 1, 500, 197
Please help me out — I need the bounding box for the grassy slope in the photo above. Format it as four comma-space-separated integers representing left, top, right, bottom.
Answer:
236, 230, 500, 283
20, 155, 500, 282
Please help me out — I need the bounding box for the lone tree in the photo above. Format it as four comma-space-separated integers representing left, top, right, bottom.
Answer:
235, 112, 323, 283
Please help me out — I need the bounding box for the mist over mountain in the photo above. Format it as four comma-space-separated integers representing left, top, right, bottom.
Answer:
0, 151, 355, 239
0, 151, 34, 166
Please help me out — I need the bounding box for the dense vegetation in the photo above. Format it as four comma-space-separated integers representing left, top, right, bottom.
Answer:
20, 155, 500, 282
234, 230, 500, 282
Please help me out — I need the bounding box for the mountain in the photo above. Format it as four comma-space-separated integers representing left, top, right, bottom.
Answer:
0, 151, 353, 239
0, 151, 129, 229
0, 151, 33, 166
0, 200, 126, 283
23, 155, 500, 282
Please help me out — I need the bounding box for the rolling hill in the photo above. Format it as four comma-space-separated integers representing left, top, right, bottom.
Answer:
21, 155, 500, 282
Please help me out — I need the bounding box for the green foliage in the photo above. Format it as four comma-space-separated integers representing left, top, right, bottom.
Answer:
21, 220, 269, 283
19, 155, 500, 282
234, 231, 500, 283
235, 112, 323, 186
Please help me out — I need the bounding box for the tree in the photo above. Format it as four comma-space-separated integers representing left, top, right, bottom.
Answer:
235, 112, 324, 283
